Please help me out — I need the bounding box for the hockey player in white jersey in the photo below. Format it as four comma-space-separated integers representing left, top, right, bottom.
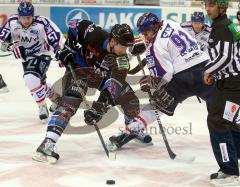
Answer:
0, 2, 64, 121
181, 11, 211, 52
107, 12, 215, 151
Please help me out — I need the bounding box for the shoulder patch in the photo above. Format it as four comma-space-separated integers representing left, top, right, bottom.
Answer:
161, 23, 174, 38
116, 56, 129, 70
228, 23, 240, 42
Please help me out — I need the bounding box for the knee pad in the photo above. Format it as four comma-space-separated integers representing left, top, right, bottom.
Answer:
59, 95, 82, 116
65, 80, 87, 98
48, 96, 82, 134
24, 74, 41, 90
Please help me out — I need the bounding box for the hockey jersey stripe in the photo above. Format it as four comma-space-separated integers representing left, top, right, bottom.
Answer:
205, 41, 233, 75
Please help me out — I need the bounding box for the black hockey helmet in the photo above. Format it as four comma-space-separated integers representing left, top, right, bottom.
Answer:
110, 24, 134, 47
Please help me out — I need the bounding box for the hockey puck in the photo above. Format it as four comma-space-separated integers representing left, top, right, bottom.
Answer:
106, 180, 115, 185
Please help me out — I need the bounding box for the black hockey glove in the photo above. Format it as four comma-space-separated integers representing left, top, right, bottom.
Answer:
13, 45, 26, 60
129, 37, 146, 56
139, 75, 161, 92
151, 87, 174, 109
55, 46, 75, 67
84, 101, 109, 125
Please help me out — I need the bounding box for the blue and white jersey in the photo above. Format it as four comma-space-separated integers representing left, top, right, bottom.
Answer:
0, 15, 65, 59
181, 21, 211, 52
145, 20, 209, 82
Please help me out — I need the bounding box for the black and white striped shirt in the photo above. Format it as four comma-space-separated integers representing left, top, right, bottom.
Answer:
205, 14, 240, 80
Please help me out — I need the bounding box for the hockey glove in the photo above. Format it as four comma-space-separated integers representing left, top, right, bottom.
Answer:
129, 37, 146, 56
151, 88, 174, 109
84, 101, 109, 125
139, 75, 161, 92
13, 45, 26, 60
55, 46, 75, 67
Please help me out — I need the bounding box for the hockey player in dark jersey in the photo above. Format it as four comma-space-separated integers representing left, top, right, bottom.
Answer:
204, 0, 240, 186
32, 19, 152, 163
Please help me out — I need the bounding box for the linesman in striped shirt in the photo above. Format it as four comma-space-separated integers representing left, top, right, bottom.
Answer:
204, 0, 240, 186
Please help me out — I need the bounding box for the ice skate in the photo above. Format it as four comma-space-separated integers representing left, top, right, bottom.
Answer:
134, 129, 153, 146
107, 131, 137, 152
32, 138, 59, 164
210, 171, 240, 186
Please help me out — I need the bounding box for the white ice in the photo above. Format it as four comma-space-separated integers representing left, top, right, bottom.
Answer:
0, 55, 218, 187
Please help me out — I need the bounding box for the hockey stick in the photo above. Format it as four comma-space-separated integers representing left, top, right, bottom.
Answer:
136, 55, 195, 163
68, 64, 116, 160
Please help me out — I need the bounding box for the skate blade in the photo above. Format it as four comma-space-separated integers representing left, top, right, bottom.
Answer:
0, 87, 9, 93
32, 152, 57, 164
134, 139, 154, 146
106, 142, 118, 152
211, 178, 240, 187
108, 152, 117, 161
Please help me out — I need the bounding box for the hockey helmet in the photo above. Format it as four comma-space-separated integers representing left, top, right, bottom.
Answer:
110, 24, 134, 47
137, 13, 159, 33
18, 2, 34, 17
191, 11, 205, 23
204, 0, 228, 9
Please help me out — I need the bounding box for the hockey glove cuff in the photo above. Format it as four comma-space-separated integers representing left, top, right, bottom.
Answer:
84, 101, 109, 125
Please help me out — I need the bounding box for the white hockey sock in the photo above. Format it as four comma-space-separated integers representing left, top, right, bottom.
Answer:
46, 131, 60, 143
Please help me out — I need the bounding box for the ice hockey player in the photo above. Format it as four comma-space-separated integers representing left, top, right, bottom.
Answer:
204, 0, 240, 186
107, 12, 216, 152
181, 11, 211, 52
32, 20, 152, 164
0, 2, 64, 121
0, 28, 9, 94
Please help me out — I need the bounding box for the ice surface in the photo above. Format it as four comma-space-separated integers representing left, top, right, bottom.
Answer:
0, 55, 217, 187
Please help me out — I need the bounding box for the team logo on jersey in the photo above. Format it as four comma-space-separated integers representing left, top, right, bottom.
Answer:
65, 9, 90, 29
161, 24, 174, 38
30, 30, 39, 35
146, 56, 155, 68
